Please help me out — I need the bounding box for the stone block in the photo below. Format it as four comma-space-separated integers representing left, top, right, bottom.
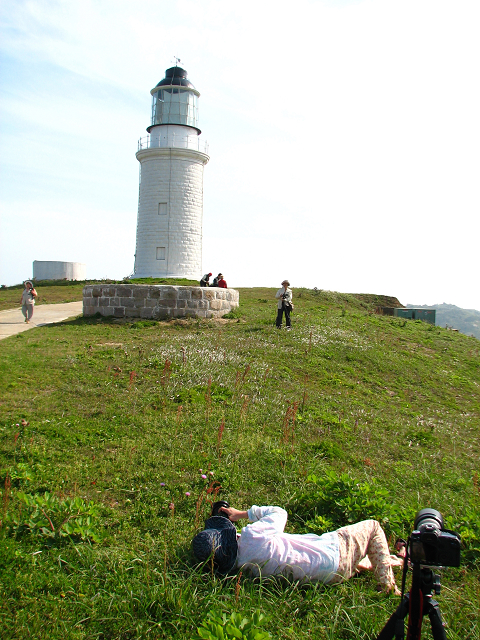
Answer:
176, 299, 187, 309
161, 287, 178, 300
111, 297, 120, 306
191, 288, 203, 299
133, 287, 148, 299
92, 286, 102, 297
203, 289, 215, 300
103, 307, 115, 316
140, 308, 154, 319
120, 297, 135, 308
210, 300, 222, 310
147, 287, 161, 299
133, 298, 145, 308
125, 308, 140, 317
104, 287, 117, 297
99, 297, 110, 307
188, 299, 208, 309
114, 307, 125, 318
83, 288, 92, 298
116, 286, 132, 297
157, 299, 176, 308
177, 288, 192, 300
152, 307, 170, 320
145, 299, 158, 308
91, 297, 99, 307
216, 290, 226, 300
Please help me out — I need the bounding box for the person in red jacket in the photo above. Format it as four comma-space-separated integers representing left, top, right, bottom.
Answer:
217, 274, 227, 288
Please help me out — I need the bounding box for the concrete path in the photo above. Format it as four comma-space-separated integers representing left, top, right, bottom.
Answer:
0, 301, 83, 341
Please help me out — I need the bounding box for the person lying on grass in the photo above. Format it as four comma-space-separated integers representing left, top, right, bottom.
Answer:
192, 504, 403, 594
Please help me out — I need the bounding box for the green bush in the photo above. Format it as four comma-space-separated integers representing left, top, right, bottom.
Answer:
196, 611, 271, 640
9, 492, 101, 543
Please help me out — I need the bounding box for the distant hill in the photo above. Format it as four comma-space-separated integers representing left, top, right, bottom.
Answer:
407, 302, 480, 339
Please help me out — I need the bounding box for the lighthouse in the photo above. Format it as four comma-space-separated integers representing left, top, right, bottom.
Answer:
133, 65, 209, 279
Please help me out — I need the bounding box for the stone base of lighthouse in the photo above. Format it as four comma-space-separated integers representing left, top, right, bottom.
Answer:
83, 285, 239, 320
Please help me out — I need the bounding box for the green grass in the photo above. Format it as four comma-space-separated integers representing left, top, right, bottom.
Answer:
1, 287, 479, 639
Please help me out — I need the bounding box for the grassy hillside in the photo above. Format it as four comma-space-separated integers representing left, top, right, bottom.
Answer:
1, 288, 479, 639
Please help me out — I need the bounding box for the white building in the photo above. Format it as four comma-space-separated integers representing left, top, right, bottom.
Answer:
33, 261, 86, 281
133, 66, 210, 279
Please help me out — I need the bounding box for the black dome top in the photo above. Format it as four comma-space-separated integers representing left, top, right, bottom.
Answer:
155, 66, 196, 90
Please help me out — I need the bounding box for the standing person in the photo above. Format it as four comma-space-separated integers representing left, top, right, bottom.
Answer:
217, 274, 227, 289
200, 273, 212, 287
275, 279, 292, 329
192, 504, 401, 594
20, 280, 37, 323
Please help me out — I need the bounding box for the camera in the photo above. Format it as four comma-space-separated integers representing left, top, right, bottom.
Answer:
409, 508, 461, 567
211, 500, 230, 519
282, 293, 288, 299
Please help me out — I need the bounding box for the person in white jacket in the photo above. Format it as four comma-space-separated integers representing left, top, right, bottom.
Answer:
192, 505, 401, 594
275, 280, 292, 329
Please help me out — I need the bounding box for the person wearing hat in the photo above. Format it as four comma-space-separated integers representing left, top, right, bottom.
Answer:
200, 273, 213, 287
275, 280, 293, 329
217, 274, 227, 289
192, 504, 401, 594
20, 280, 37, 323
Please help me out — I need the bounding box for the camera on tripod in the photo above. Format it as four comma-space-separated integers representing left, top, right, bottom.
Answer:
409, 508, 461, 567
377, 508, 461, 640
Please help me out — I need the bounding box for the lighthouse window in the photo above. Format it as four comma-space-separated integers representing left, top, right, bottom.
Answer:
156, 247, 166, 260
152, 88, 198, 127
158, 203, 167, 215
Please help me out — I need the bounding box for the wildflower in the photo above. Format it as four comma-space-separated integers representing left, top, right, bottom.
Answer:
185, 492, 191, 497
209, 471, 214, 476
160, 482, 165, 486
199, 469, 203, 473
169, 503, 174, 509
201, 474, 207, 479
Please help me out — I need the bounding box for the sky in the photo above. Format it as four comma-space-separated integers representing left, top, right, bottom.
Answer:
1, 0, 479, 310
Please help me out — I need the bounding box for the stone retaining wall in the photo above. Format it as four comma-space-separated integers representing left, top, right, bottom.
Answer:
83, 285, 239, 320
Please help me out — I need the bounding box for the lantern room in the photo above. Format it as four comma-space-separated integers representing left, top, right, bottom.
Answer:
148, 66, 200, 132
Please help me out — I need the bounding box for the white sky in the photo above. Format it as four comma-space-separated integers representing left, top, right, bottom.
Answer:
1, 0, 479, 310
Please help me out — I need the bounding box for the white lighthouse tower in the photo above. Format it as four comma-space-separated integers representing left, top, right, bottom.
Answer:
133, 65, 209, 278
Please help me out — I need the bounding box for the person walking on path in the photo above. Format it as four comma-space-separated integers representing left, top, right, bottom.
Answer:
192, 504, 401, 594
217, 274, 227, 289
275, 279, 292, 329
20, 281, 37, 323
200, 273, 212, 287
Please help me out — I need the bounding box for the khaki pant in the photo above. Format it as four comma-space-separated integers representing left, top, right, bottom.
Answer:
22, 303, 34, 321
330, 520, 396, 590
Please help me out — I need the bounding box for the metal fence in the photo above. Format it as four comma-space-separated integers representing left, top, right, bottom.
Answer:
137, 134, 209, 154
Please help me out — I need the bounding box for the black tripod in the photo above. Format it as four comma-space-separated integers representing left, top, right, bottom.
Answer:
376, 562, 447, 639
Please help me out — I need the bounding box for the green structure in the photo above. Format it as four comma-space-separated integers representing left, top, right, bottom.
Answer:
377, 307, 436, 325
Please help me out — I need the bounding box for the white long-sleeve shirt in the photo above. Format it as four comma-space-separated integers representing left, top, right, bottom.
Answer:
236, 506, 340, 583
275, 288, 292, 310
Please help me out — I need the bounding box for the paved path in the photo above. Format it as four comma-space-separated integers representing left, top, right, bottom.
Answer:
0, 301, 83, 341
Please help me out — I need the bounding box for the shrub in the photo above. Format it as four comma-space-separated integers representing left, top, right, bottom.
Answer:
9, 492, 101, 543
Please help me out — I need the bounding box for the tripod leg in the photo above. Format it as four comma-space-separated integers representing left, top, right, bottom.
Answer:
427, 600, 447, 640
376, 596, 409, 640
